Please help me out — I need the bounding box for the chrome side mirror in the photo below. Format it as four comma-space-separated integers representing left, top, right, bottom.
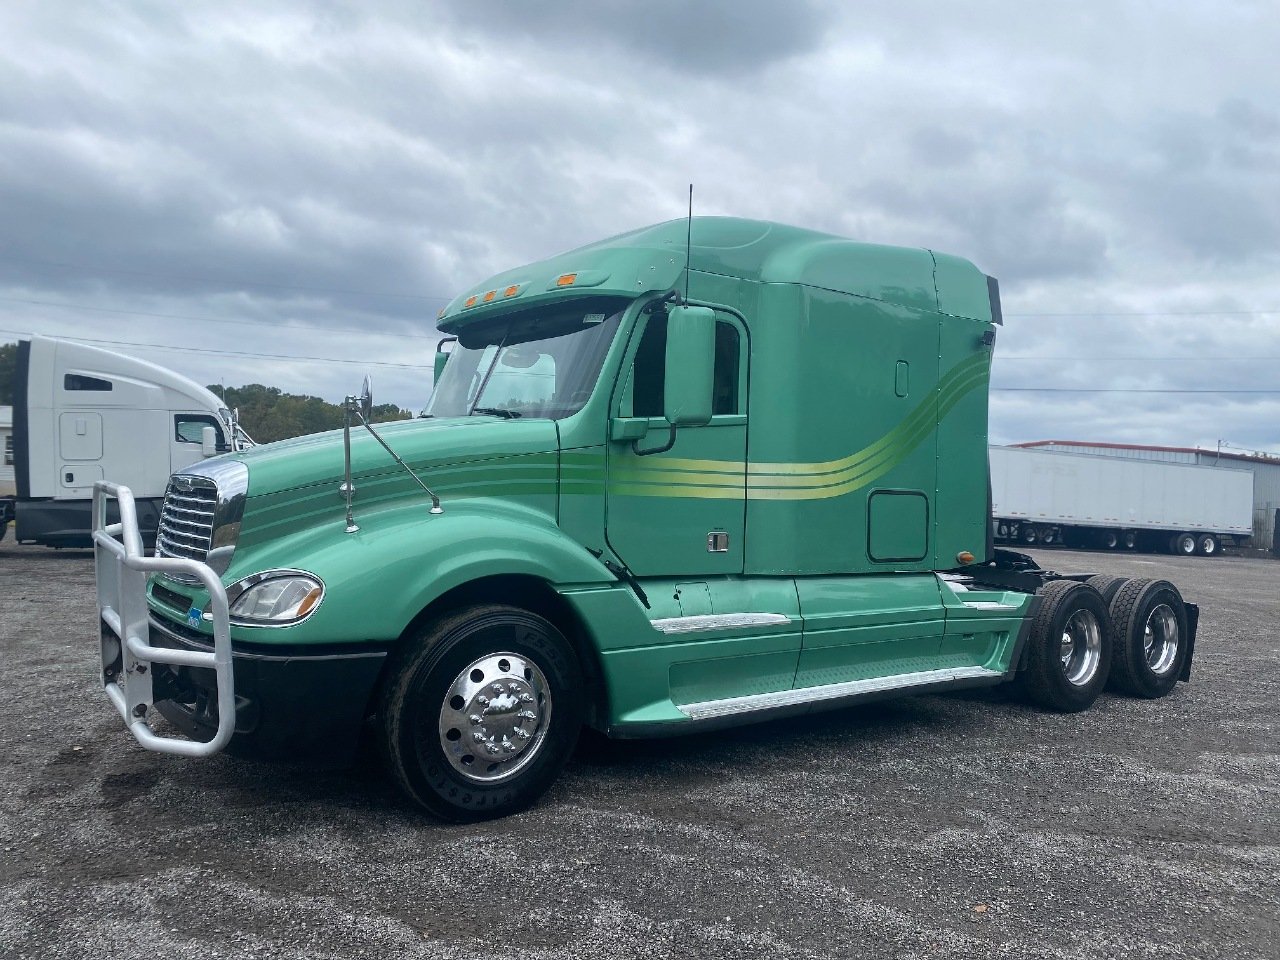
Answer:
359, 375, 373, 421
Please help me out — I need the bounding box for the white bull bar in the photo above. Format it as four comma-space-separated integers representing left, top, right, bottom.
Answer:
92, 481, 235, 756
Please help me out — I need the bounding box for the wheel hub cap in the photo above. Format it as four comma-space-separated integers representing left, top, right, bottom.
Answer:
1143, 604, 1180, 675
438, 653, 551, 783
1059, 609, 1102, 686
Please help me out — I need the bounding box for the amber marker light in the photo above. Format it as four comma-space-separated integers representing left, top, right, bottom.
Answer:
503, 285, 520, 297
296, 586, 323, 619
482, 290, 496, 302
464, 296, 477, 308
556, 273, 577, 286
956, 551, 976, 565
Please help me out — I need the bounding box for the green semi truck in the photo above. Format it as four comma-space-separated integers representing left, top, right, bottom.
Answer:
93, 217, 1198, 820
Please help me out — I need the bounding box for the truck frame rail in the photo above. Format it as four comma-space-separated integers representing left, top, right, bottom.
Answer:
92, 480, 235, 756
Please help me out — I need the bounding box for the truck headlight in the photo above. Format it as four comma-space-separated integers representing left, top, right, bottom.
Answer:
227, 571, 325, 626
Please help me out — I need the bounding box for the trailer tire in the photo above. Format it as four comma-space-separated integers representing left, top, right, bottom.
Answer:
1196, 534, 1219, 556
1123, 531, 1137, 550
1107, 579, 1189, 699
1085, 575, 1127, 605
1098, 530, 1119, 550
1171, 532, 1197, 555
1022, 526, 1039, 545
1015, 580, 1112, 713
378, 604, 584, 822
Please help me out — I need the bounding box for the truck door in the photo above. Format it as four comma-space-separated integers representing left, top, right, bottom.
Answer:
605, 310, 747, 576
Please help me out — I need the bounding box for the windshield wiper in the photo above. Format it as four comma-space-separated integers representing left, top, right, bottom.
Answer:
471, 406, 522, 419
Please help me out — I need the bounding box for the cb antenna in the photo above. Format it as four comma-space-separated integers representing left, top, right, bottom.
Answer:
683, 183, 693, 304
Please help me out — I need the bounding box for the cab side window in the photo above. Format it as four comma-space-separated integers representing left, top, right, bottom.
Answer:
175, 414, 224, 445
629, 314, 742, 418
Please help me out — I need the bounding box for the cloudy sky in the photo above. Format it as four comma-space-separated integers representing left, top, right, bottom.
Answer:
2, 1, 1277, 452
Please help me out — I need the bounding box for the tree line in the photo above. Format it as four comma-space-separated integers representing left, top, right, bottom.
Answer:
212, 383, 411, 444
0, 341, 412, 443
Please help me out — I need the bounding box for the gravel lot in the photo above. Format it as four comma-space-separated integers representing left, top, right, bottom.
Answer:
1, 537, 1276, 960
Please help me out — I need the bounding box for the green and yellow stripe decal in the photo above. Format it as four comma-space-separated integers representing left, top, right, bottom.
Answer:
565, 352, 988, 501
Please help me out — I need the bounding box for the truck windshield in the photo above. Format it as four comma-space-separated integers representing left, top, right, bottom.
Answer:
424, 296, 629, 420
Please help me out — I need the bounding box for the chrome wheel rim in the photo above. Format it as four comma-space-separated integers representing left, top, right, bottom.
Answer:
1143, 604, 1180, 675
1059, 609, 1102, 686
438, 652, 552, 783
1201, 538, 1216, 555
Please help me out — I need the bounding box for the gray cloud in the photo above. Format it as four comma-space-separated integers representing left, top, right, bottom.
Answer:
0, 1, 1276, 452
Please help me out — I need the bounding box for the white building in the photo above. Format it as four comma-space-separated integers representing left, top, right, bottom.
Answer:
0, 405, 14, 496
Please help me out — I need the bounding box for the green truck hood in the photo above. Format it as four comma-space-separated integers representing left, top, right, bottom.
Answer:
229, 416, 560, 497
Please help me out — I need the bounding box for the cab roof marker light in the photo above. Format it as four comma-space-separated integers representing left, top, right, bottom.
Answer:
482, 290, 496, 302
464, 296, 478, 308
503, 285, 520, 297
556, 273, 577, 287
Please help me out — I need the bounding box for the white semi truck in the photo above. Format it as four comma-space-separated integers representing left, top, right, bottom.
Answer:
1, 335, 251, 547
990, 444, 1254, 556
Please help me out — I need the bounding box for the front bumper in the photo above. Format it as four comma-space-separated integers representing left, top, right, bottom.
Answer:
146, 614, 389, 761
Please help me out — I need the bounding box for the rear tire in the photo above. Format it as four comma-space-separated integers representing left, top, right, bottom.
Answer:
1022, 526, 1040, 545
1196, 534, 1219, 556
1099, 530, 1119, 550
1171, 532, 1197, 555
378, 604, 584, 821
1085, 575, 1127, 605
1108, 579, 1189, 698
1016, 580, 1112, 712
1122, 531, 1138, 550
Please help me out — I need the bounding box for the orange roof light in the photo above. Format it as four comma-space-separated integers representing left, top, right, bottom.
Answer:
482, 290, 496, 302
503, 285, 520, 297
464, 296, 477, 308
556, 273, 577, 287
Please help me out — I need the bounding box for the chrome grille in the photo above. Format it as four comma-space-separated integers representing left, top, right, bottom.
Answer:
156, 477, 218, 563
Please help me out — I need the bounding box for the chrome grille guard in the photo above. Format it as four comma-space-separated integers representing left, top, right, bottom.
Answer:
92, 481, 235, 757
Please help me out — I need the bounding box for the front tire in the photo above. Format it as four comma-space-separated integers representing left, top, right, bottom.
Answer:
1016, 580, 1113, 712
379, 604, 584, 821
1108, 579, 1189, 698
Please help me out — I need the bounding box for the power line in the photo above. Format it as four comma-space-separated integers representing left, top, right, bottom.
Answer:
992, 387, 1280, 394
996, 356, 1280, 361
10, 256, 453, 303
0, 297, 436, 341
0, 328, 427, 371
1005, 309, 1280, 318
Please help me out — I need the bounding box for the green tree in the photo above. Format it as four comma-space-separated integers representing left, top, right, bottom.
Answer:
210, 383, 411, 443
0, 342, 17, 406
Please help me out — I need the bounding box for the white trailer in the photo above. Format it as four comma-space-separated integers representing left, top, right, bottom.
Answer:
1, 336, 251, 547
990, 444, 1253, 556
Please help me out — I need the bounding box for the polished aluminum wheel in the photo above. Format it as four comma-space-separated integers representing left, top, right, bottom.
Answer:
1059, 609, 1102, 686
437, 653, 552, 783
1143, 604, 1180, 675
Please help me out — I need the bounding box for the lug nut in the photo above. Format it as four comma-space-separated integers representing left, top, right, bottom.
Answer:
469, 714, 483, 725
